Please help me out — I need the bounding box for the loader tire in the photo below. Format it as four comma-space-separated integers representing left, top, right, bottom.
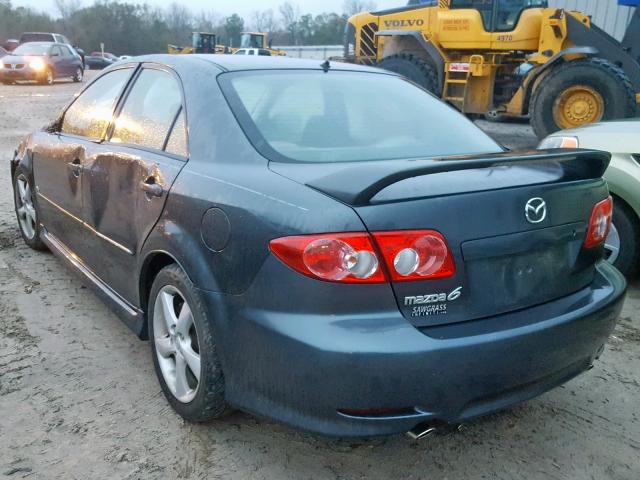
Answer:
530, 58, 637, 139
377, 54, 439, 95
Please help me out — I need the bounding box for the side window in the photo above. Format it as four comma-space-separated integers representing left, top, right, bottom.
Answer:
51, 46, 62, 57
111, 69, 183, 151
165, 109, 188, 157
258, 49, 271, 56
248, 50, 255, 56
61, 69, 132, 139
61, 46, 73, 58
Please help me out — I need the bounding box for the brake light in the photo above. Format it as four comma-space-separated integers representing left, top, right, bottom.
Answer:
373, 230, 455, 281
270, 230, 456, 283
584, 197, 613, 249
270, 233, 385, 283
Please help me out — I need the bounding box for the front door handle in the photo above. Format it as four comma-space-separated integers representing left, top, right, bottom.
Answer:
67, 158, 83, 177
141, 177, 164, 198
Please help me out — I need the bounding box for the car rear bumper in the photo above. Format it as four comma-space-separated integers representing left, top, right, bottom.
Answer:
200, 261, 626, 437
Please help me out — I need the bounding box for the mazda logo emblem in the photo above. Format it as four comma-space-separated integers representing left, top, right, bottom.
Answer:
525, 198, 547, 224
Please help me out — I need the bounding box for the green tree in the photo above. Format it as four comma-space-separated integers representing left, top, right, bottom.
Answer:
224, 13, 244, 48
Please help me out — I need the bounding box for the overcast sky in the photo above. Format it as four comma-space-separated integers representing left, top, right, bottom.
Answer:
13, 0, 401, 18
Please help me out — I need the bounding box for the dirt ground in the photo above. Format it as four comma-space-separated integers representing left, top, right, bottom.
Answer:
0, 73, 638, 480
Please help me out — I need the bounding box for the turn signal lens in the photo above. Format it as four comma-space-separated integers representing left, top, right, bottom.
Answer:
373, 230, 455, 282
584, 197, 613, 249
538, 136, 579, 149
270, 233, 385, 283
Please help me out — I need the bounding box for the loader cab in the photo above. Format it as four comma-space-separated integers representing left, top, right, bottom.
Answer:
449, 0, 547, 32
241, 33, 267, 49
192, 32, 217, 54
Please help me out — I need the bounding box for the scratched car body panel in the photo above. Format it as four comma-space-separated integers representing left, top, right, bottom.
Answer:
10, 55, 626, 438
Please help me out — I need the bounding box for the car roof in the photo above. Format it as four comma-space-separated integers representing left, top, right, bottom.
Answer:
125, 54, 387, 74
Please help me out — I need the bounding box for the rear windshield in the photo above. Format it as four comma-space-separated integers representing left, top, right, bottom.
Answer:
20, 33, 54, 43
219, 70, 501, 163
13, 43, 50, 56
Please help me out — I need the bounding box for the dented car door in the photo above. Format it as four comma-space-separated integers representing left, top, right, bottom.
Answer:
80, 66, 188, 305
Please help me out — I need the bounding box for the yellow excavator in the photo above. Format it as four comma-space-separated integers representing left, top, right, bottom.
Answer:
168, 32, 230, 55
237, 32, 287, 56
345, 0, 640, 138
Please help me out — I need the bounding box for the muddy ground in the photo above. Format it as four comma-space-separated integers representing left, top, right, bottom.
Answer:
0, 73, 638, 479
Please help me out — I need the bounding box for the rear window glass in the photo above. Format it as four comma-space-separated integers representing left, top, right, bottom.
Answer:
219, 71, 501, 163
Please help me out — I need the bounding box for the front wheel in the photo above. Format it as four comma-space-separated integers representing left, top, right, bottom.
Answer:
530, 58, 637, 139
13, 168, 47, 251
39, 68, 54, 86
377, 54, 439, 95
149, 264, 231, 422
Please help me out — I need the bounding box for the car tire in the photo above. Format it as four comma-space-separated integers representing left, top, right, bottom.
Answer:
377, 54, 439, 95
148, 264, 231, 422
13, 167, 47, 251
530, 58, 637, 139
73, 67, 84, 83
39, 68, 54, 86
606, 200, 639, 277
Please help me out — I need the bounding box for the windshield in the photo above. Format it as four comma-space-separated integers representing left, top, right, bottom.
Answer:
12, 43, 51, 56
240, 34, 262, 49
219, 70, 501, 163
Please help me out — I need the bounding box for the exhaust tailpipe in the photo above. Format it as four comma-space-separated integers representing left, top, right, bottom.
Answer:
406, 423, 438, 440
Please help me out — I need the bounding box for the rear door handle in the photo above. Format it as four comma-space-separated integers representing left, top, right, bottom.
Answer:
141, 177, 164, 198
67, 158, 83, 177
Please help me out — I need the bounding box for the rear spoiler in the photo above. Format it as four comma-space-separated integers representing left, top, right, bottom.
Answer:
306, 149, 610, 206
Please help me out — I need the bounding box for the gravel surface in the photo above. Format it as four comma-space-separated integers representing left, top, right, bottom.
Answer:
0, 73, 638, 479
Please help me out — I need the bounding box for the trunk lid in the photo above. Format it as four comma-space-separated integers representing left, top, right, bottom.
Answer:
270, 149, 611, 327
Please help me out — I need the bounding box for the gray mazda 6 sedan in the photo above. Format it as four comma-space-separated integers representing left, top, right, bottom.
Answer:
10, 55, 626, 438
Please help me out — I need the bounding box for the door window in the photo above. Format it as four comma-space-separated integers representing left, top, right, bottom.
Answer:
61, 68, 132, 140
60, 46, 74, 58
51, 46, 63, 57
110, 69, 184, 151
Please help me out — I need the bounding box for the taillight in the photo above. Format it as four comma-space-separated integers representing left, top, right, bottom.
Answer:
270, 230, 456, 283
373, 230, 455, 281
269, 233, 385, 283
584, 197, 613, 249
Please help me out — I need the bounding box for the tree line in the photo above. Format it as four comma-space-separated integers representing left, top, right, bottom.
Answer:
0, 0, 378, 55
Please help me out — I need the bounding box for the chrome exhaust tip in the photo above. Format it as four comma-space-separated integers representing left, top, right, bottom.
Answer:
406, 423, 438, 440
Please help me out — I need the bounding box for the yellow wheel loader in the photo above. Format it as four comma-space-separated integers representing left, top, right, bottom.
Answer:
168, 32, 230, 55
345, 0, 640, 138
238, 32, 287, 56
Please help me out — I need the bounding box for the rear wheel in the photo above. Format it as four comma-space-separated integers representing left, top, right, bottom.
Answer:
377, 54, 439, 94
530, 58, 637, 139
73, 67, 83, 83
13, 168, 47, 251
606, 200, 639, 277
149, 264, 231, 422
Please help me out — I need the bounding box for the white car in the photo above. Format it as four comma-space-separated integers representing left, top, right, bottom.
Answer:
233, 48, 271, 56
539, 119, 640, 276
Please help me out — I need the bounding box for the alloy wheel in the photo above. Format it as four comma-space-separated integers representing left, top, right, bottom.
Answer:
15, 174, 37, 240
75, 68, 83, 82
153, 285, 201, 403
604, 223, 621, 264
